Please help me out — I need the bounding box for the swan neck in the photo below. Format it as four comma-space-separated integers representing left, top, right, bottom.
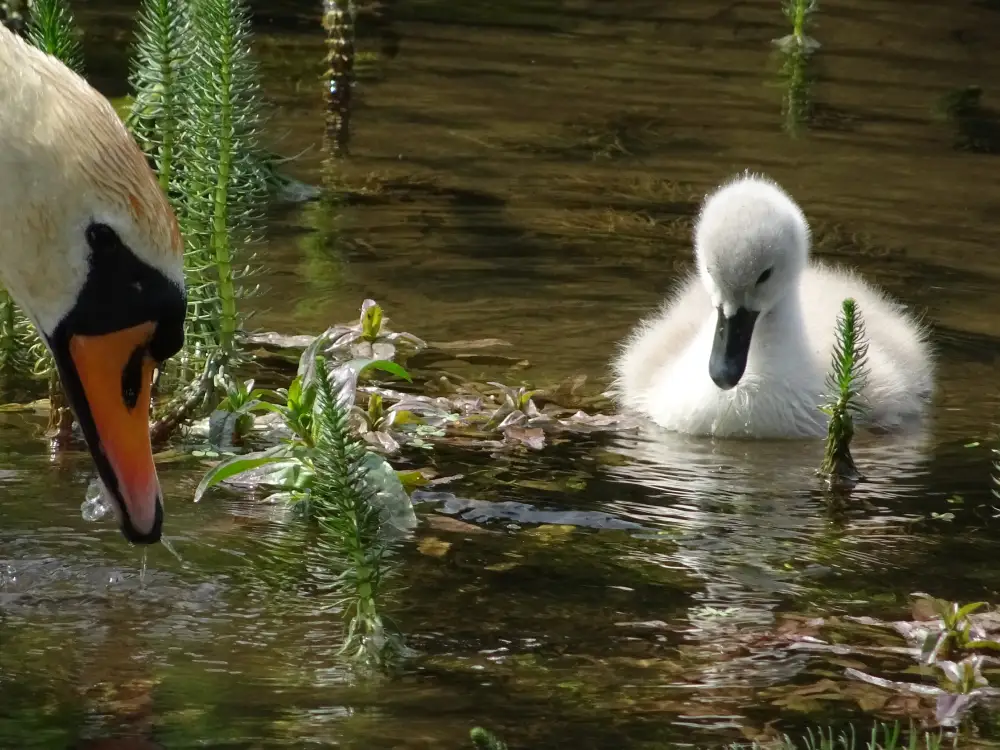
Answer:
757, 287, 807, 345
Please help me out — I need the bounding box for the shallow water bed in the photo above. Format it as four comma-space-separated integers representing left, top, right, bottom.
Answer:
4, 423, 1000, 747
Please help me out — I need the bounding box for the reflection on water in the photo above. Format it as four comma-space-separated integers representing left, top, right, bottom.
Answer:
603, 427, 934, 692
4, 0, 1000, 746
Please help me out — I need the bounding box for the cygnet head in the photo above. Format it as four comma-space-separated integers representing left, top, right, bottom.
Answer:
693, 173, 810, 390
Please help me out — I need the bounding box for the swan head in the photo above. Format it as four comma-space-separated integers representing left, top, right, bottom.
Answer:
0, 27, 186, 544
694, 173, 810, 390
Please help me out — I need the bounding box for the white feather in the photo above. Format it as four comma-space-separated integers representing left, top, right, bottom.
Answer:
0, 24, 182, 334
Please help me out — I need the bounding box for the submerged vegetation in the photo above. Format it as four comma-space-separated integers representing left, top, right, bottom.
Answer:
736, 721, 946, 750
322, 0, 355, 156
779, 0, 820, 52
775, 40, 814, 136
772, 0, 820, 135
934, 85, 1000, 154
194, 325, 416, 665
471, 721, 950, 750
471, 727, 509, 750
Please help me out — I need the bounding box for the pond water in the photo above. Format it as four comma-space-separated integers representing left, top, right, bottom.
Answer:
4, 0, 1000, 747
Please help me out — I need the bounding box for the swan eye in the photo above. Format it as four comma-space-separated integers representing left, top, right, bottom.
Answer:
756, 268, 773, 285
85, 222, 121, 254
85, 222, 145, 291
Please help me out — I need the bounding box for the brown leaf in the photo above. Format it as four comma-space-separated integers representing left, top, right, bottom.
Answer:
788, 678, 842, 697
425, 514, 499, 535
417, 537, 452, 558
503, 426, 546, 450
857, 690, 890, 712
429, 338, 513, 350
911, 595, 940, 622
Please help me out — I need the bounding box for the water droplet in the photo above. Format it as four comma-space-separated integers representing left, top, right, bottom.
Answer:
160, 536, 185, 564
81, 477, 114, 522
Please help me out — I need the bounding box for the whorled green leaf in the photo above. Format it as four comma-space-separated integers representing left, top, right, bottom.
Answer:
172, 0, 268, 369
26, 0, 83, 74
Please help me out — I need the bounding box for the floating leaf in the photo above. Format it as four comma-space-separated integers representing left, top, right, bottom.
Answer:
193, 446, 289, 502
503, 425, 546, 450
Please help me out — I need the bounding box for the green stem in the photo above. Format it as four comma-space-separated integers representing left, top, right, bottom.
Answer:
155, 0, 176, 190
211, 42, 236, 356
793, 0, 805, 41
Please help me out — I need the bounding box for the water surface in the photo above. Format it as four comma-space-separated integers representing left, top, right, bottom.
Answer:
4, 0, 1000, 747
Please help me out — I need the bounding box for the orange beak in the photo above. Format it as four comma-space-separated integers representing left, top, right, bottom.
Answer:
66, 322, 162, 542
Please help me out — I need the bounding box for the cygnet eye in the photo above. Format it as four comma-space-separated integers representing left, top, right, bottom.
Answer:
756, 268, 773, 285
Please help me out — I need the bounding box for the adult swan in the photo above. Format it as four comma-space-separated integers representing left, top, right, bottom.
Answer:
0, 24, 186, 542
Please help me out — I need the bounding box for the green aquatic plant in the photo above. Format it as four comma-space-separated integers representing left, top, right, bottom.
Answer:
195, 350, 414, 668
321, 298, 427, 362
194, 355, 410, 505
25, 0, 82, 73
150, 353, 221, 445
311, 355, 410, 666
470, 727, 508, 750
125, 0, 265, 371
933, 85, 1000, 154
937, 655, 989, 697
775, 0, 820, 53
0, 290, 33, 380
914, 595, 1000, 664
776, 42, 813, 136
175, 0, 267, 364
211, 371, 265, 446
120, 0, 280, 441
322, 0, 355, 156
126, 0, 191, 192
818, 298, 869, 485
771, 0, 819, 136
243, 308, 633, 455
732, 721, 945, 750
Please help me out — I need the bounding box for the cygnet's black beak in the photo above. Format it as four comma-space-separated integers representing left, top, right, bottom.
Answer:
709, 306, 759, 390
